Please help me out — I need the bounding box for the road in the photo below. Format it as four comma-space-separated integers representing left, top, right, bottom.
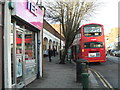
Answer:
89, 54, 119, 89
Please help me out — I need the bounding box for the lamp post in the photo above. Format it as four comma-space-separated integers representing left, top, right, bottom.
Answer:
36, 1, 46, 78
40, 6, 46, 77
60, 23, 62, 60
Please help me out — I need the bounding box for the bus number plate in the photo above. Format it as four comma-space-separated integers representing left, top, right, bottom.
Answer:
88, 53, 100, 57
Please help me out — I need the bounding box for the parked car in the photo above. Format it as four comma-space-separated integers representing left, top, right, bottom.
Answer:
115, 50, 120, 57
110, 50, 117, 56
110, 50, 120, 56
112, 50, 119, 56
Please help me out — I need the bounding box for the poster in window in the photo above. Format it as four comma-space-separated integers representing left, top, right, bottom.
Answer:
16, 54, 22, 77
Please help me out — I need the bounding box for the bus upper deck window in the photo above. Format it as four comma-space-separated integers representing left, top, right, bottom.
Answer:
83, 24, 102, 37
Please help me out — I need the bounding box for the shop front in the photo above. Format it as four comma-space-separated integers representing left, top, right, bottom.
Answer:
10, 0, 44, 88
0, 3, 4, 89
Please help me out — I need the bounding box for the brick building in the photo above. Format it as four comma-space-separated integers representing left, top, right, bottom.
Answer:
51, 24, 64, 37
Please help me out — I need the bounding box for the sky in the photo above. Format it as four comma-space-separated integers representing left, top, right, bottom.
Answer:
85, 0, 119, 35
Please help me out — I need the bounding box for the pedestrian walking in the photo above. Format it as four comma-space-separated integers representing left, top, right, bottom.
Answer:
108, 49, 111, 54
53, 47, 56, 57
48, 48, 52, 62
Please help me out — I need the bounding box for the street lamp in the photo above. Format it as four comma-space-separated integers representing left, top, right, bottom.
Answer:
36, 0, 46, 78
38, 5, 46, 17
60, 23, 62, 60
36, 0, 46, 17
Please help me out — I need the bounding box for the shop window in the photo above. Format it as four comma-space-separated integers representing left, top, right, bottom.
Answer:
24, 30, 36, 79
25, 30, 35, 62
16, 30, 23, 84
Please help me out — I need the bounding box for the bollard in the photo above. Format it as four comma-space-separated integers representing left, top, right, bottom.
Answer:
76, 59, 88, 83
76, 60, 82, 82
81, 73, 90, 90
81, 63, 86, 73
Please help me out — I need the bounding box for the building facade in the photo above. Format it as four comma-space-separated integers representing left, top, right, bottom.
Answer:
51, 24, 64, 37
0, 0, 65, 89
43, 20, 65, 56
106, 28, 119, 50
118, 28, 120, 49
2, 0, 44, 88
43, 28, 64, 55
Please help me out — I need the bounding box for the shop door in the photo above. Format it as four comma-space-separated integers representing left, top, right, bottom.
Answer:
15, 28, 37, 87
16, 29, 25, 88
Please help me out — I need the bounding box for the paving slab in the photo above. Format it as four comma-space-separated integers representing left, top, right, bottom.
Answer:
25, 55, 82, 88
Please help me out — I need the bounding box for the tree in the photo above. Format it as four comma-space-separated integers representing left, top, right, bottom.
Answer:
45, 0, 99, 64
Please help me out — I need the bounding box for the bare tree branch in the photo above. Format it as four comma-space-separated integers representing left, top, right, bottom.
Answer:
44, 0, 101, 64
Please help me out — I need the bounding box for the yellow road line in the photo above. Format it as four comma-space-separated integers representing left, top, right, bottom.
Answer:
89, 68, 115, 90
97, 72, 115, 90
92, 69, 108, 88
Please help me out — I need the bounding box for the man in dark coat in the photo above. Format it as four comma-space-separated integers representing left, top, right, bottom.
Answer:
48, 48, 52, 62
53, 47, 56, 57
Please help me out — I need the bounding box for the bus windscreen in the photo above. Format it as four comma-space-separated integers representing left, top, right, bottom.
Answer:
84, 24, 102, 37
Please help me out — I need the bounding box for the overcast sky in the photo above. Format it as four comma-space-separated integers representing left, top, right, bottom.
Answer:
85, 0, 119, 35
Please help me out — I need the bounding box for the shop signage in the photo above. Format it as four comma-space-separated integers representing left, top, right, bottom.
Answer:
12, 0, 44, 30
27, 1, 37, 16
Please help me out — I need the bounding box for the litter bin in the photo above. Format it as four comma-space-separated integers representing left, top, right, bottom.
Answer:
76, 59, 88, 83
81, 73, 90, 90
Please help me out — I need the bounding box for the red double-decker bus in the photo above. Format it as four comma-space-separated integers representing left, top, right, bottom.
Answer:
71, 23, 106, 63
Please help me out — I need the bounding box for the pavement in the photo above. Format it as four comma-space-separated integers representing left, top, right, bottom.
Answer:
25, 55, 99, 89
